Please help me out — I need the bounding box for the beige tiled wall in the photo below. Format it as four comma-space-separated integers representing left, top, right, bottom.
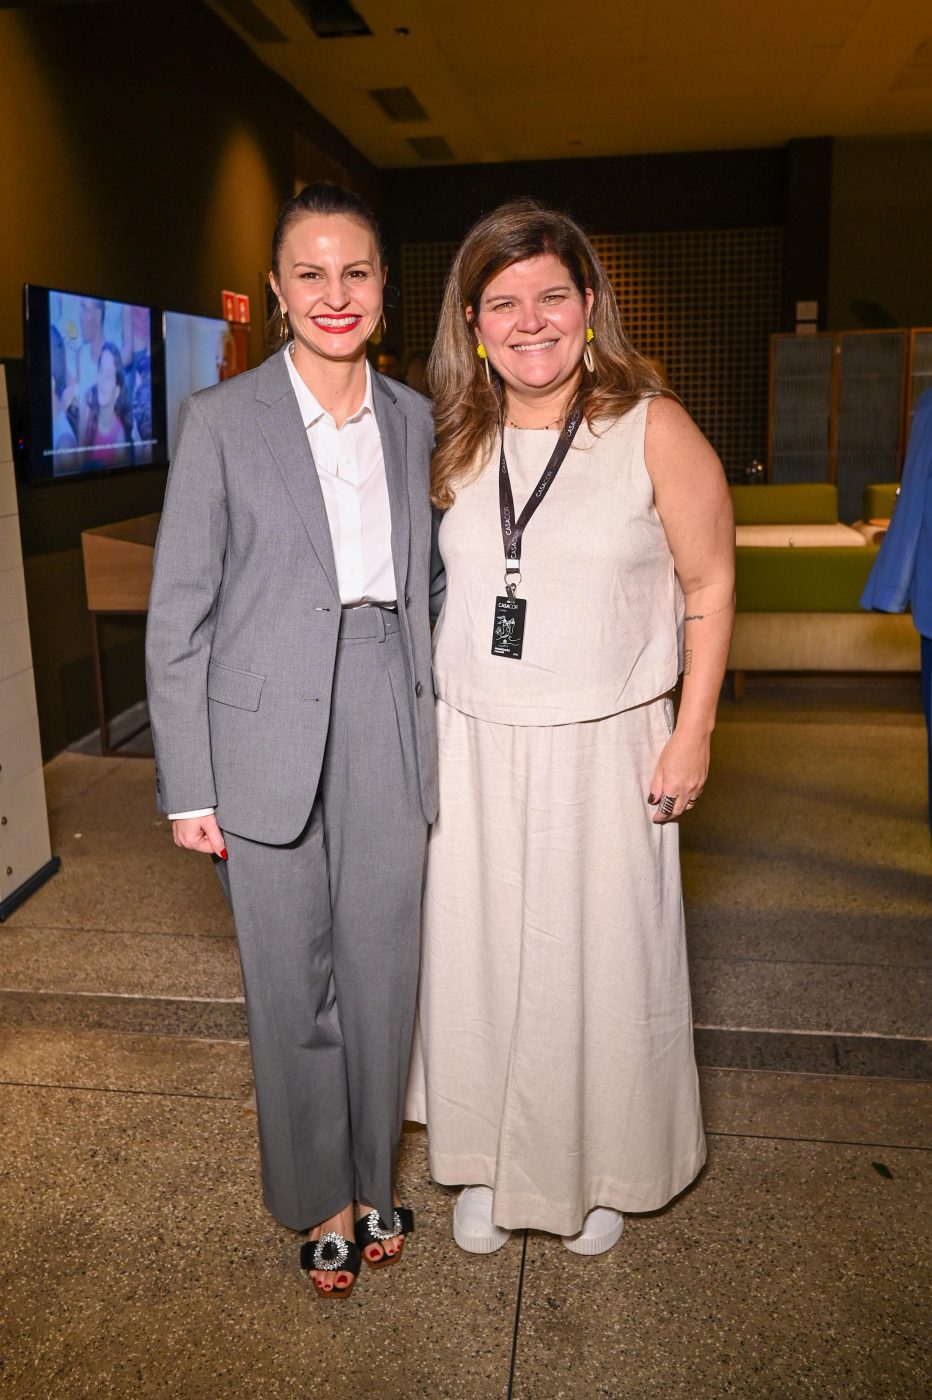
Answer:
0, 367, 53, 908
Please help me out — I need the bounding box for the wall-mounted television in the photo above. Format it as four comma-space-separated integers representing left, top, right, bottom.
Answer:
163, 312, 248, 458
23, 284, 167, 483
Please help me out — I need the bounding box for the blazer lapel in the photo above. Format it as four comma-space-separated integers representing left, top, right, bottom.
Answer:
373, 374, 411, 603
255, 352, 341, 603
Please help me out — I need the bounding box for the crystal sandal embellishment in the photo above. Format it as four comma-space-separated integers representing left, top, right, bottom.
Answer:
312, 1231, 350, 1270
354, 1205, 415, 1269
299, 1230, 362, 1299
364, 1208, 402, 1241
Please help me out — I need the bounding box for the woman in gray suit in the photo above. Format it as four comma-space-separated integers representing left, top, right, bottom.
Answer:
146, 184, 439, 1298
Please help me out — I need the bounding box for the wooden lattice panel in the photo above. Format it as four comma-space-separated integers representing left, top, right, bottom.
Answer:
401, 227, 782, 478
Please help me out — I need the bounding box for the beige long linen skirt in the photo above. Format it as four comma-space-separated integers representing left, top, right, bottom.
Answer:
407, 695, 706, 1236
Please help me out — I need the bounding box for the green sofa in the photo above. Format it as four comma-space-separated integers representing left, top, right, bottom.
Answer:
727, 483, 919, 691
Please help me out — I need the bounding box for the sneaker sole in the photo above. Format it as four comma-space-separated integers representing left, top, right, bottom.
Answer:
453, 1218, 512, 1254
561, 1215, 624, 1255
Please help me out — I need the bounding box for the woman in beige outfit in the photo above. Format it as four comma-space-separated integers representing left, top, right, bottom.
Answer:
408, 200, 735, 1255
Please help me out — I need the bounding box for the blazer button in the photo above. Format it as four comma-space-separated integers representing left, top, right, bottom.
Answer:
404, 593, 411, 607
415, 681, 423, 697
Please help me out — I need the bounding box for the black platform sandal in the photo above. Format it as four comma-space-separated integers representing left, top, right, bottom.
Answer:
354, 1207, 415, 1270
299, 1230, 362, 1299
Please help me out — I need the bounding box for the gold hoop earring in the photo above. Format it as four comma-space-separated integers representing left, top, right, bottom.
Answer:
279, 306, 290, 342
369, 314, 387, 346
476, 341, 491, 387
583, 325, 595, 374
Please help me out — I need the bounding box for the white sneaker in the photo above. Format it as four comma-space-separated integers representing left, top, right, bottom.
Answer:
452, 1186, 511, 1254
561, 1208, 624, 1255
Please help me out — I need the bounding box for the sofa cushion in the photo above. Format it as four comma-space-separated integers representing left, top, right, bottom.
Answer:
736, 524, 866, 548
728, 612, 920, 672
730, 483, 839, 526
863, 483, 899, 521
851, 522, 889, 545
736, 545, 880, 612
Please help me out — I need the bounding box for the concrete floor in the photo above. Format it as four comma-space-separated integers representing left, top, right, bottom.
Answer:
0, 676, 929, 1397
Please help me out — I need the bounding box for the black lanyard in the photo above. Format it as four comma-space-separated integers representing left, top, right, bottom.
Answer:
498, 403, 583, 597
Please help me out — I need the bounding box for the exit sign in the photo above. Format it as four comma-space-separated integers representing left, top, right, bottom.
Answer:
222, 291, 251, 325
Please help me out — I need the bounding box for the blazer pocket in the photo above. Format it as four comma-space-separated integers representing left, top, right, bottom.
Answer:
207, 660, 265, 712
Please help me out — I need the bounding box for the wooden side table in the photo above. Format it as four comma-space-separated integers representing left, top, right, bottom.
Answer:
81, 514, 160, 757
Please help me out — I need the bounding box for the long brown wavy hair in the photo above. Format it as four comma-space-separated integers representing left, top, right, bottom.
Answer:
428, 199, 665, 508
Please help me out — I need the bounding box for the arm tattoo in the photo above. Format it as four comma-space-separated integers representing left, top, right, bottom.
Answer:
683, 648, 693, 675
684, 601, 733, 622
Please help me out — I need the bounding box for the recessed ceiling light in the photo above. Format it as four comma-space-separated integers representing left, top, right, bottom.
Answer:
292, 0, 372, 39
370, 87, 428, 121
408, 135, 454, 161
394, 26, 411, 36
211, 0, 287, 41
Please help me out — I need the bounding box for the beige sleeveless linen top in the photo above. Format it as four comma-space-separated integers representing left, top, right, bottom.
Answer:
432, 396, 684, 725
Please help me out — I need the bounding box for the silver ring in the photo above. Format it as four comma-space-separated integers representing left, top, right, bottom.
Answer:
660, 795, 676, 816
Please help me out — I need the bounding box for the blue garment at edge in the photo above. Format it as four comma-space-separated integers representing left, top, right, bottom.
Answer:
860, 388, 932, 638
861, 389, 932, 833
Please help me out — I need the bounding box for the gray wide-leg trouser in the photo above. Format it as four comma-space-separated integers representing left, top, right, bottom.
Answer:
215, 606, 427, 1231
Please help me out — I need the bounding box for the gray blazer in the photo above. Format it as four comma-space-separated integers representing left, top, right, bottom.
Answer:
145, 349, 440, 844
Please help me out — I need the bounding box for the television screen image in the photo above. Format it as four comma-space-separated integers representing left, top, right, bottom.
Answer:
164, 312, 248, 458
23, 285, 167, 482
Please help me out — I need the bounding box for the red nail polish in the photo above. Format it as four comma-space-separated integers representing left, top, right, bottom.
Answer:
220, 849, 228, 860
647, 793, 657, 805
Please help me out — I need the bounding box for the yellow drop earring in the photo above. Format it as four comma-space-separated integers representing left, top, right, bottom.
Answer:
476, 341, 491, 386
583, 325, 595, 373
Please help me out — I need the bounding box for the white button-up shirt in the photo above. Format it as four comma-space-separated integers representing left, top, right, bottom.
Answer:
168, 348, 396, 822
285, 345, 396, 607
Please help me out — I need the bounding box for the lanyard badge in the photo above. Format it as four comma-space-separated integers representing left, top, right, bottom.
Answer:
491, 403, 583, 660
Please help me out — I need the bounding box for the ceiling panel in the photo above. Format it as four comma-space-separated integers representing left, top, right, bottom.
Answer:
206, 0, 932, 165
645, 0, 874, 55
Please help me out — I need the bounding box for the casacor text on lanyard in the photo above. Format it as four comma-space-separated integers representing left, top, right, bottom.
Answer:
492, 402, 584, 659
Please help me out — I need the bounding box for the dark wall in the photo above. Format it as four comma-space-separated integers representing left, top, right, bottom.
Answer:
783, 138, 833, 331
379, 147, 786, 250
829, 136, 932, 330
379, 133, 932, 343
378, 143, 835, 346
0, 1, 374, 756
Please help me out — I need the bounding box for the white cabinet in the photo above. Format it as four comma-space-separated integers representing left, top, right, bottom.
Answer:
0, 366, 58, 919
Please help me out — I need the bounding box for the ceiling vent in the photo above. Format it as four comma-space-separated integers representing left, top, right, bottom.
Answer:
212, 0, 287, 42
369, 88, 429, 122
408, 136, 454, 162
290, 0, 372, 38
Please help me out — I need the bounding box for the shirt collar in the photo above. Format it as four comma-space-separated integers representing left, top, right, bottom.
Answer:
284, 342, 374, 429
